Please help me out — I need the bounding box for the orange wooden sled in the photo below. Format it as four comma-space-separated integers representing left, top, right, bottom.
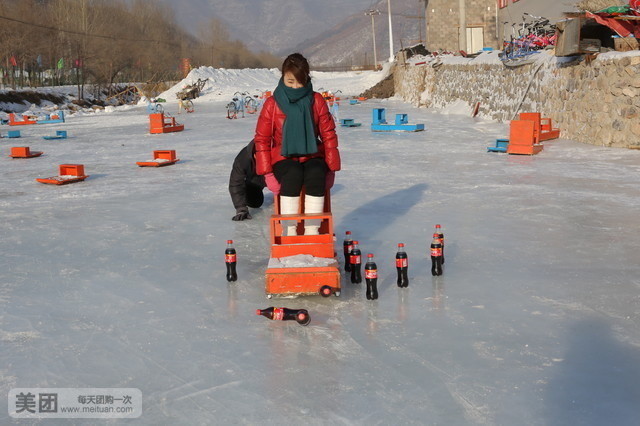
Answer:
265, 191, 341, 299
36, 164, 88, 185
10, 147, 43, 158
136, 150, 180, 167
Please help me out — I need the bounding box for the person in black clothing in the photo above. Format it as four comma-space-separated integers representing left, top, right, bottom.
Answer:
229, 140, 266, 221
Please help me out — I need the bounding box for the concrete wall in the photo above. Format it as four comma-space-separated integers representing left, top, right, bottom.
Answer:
393, 54, 640, 148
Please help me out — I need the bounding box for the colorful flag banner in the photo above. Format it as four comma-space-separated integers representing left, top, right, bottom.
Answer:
9, 56, 17, 67
57, 58, 64, 69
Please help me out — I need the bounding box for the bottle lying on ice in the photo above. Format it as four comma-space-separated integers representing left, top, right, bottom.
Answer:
225, 240, 237, 282
430, 233, 443, 276
256, 307, 310, 326
343, 231, 353, 272
364, 253, 378, 300
350, 240, 362, 284
396, 243, 409, 288
435, 224, 444, 264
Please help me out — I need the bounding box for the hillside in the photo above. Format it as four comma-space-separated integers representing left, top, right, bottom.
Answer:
293, 0, 424, 68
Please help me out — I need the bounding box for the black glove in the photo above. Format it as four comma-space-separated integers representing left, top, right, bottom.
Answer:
232, 208, 252, 221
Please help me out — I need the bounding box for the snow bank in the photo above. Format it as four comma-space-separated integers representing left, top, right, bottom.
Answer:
157, 66, 388, 104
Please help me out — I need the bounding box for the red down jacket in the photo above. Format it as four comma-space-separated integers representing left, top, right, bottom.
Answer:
254, 92, 341, 176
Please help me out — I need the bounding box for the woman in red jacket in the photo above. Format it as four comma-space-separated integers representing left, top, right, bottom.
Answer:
254, 53, 341, 236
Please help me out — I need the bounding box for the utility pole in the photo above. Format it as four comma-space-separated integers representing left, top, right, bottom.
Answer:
387, 0, 394, 62
458, 0, 467, 52
365, 9, 380, 69
423, 0, 429, 48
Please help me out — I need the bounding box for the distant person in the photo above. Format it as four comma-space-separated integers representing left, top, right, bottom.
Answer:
228, 140, 266, 221
254, 53, 340, 236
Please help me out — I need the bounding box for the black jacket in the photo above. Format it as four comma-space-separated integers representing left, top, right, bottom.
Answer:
229, 141, 266, 210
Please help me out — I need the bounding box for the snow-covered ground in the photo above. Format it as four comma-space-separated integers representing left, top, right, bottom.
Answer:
2, 69, 640, 425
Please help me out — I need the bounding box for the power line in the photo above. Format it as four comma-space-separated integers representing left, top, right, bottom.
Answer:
0, 14, 180, 47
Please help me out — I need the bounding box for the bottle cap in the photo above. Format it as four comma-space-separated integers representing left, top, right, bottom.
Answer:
367, 253, 374, 258
353, 240, 359, 244
255, 309, 260, 315
398, 243, 404, 247
345, 231, 351, 235
227, 239, 233, 244
435, 224, 441, 228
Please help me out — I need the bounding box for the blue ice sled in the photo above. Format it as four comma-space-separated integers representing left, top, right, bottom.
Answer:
42, 130, 67, 140
37, 111, 65, 124
487, 138, 509, 153
340, 118, 362, 127
7, 130, 21, 138
371, 108, 424, 132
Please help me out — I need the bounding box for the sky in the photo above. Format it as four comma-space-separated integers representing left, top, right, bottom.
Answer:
2, 65, 640, 424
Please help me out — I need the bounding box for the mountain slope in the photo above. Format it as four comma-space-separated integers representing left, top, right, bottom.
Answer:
292, 0, 424, 68
163, 0, 374, 54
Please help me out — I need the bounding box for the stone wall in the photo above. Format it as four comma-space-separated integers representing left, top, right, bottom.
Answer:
394, 54, 640, 148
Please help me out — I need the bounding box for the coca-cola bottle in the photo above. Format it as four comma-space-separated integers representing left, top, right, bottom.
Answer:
364, 253, 378, 300
225, 240, 237, 282
343, 231, 353, 272
396, 243, 409, 288
435, 224, 444, 264
350, 240, 362, 284
430, 233, 443, 276
256, 307, 310, 326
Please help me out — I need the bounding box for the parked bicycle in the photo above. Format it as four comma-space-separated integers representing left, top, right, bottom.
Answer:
226, 91, 246, 119
179, 98, 194, 114
244, 94, 260, 114
501, 13, 556, 65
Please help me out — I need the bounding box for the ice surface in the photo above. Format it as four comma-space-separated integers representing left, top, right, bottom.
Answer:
2, 69, 640, 425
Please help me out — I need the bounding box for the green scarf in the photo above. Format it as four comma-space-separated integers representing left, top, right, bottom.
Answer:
273, 78, 317, 157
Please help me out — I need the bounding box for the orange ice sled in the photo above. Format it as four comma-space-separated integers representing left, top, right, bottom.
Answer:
149, 113, 184, 134
10, 147, 43, 158
136, 150, 179, 167
507, 120, 543, 155
36, 164, 88, 185
8, 113, 37, 126
519, 112, 560, 141
265, 192, 341, 298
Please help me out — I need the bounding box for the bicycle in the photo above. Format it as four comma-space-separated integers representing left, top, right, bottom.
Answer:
226, 92, 246, 119
180, 99, 194, 113
244, 94, 260, 114
501, 13, 556, 64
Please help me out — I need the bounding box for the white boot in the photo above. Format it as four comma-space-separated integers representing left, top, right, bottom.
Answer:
280, 196, 300, 236
304, 195, 324, 235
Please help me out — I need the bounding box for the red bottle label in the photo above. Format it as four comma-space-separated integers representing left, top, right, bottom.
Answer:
225, 254, 236, 263
350, 255, 361, 264
273, 308, 284, 321
431, 247, 442, 256
365, 269, 377, 279
396, 258, 408, 268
